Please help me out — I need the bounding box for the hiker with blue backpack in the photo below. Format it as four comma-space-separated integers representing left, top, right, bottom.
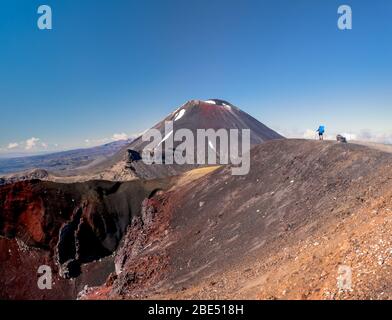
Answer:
317, 125, 325, 140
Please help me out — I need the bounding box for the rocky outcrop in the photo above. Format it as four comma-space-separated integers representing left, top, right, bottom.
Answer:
80, 193, 175, 299
0, 178, 172, 299
0, 169, 50, 186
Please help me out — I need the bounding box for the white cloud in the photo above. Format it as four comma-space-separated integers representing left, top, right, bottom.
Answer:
25, 137, 40, 150
355, 130, 392, 144
7, 142, 19, 149
340, 133, 357, 141
1, 138, 55, 154
112, 133, 128, 141
303, 129, 317, 140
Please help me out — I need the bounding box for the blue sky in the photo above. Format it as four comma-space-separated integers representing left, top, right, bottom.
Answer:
0, 0, 391, 155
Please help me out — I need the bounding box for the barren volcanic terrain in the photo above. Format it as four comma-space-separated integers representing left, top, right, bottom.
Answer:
81, 139, 392, 300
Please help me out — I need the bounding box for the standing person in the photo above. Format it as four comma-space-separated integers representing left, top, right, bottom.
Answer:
316, 125, 325, 140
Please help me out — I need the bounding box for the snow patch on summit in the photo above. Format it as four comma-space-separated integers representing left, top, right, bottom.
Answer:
208, 140, 216, 151
157, 130, 173, 147
174, 109, 186, 121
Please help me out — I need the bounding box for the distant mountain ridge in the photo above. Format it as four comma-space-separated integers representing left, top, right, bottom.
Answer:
0, 139, 133, 175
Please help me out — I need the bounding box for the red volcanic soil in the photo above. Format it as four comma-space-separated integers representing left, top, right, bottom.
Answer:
1, 180, 75, 250
84, 139, 392, 300
197, 101, 226, 119
0, 179, 172, 299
